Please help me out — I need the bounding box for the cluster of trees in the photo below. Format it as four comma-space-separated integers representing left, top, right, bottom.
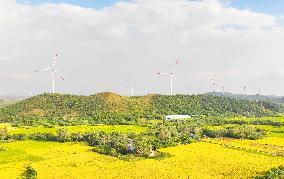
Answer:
256, 166, 284, 179
172, 116, 284, 128
0, 93, 283, 126
203, 125, 265, 140
0, 122, 266, 158
225, 119, 283, 127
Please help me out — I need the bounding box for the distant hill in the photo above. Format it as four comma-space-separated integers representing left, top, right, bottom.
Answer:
0, 99, 20, 108
0, 92, 283, 125
207, 92, 284, 105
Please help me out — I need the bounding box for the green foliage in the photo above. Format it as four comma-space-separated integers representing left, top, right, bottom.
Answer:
0, 127, 8, 140
21, 165, 37, 179
0, 146, 6, 152
151, 94, 280, 117
203, 125, 265, 140
56, 128, 68, 142
256, 166, 284, 179
0, 93, 282, 126
208, 91, 284, 106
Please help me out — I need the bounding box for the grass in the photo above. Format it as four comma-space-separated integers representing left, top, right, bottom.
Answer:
1, 124, 147, 135
0, 140, 283, 179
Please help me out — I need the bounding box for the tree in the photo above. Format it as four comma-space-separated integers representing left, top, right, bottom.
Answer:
56, 128, 68, 142
0, 127, 8, 140
21, 165, 37, 179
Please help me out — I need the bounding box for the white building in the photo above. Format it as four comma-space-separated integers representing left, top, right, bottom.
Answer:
165, 115, 191, 121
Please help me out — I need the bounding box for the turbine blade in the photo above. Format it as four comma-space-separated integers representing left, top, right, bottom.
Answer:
157, 72, 172, 75
58, 75, 65, 80
52, 68, 58, 73
175, 58, 180, 64
34, 68, 50, 72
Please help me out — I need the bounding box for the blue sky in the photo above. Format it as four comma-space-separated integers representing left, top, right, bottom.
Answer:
17, 0, 284, 15
17, 0, 129, 9
229, 0, 284, 16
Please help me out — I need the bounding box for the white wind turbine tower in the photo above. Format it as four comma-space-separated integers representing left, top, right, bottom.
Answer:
211, 75, 217, 92
34, 53, 65, 93
243, 84, 247, 95
157, 58, 180, 95
258, 88, 262, 101
126, 80, 134, 97
222, 86, 225, 94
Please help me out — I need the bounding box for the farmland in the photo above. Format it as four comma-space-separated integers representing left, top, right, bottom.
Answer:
0, 124, 146, 135
0, 116, 284, 178
1, 140, 283, 179
0, 138, 283, 178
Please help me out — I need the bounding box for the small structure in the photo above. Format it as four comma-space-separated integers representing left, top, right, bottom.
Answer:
165, 115, 191, 121
127, 139, 134, 152
149, 151, 155, 157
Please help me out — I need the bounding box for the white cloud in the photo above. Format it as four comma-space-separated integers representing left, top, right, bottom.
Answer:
0, 0, 284, 96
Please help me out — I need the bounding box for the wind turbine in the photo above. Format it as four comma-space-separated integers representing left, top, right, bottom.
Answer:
126, 80, 134, 97
258, 88, 261, 100
157, 58, 180, 95
211, 75, 217, 92
34, 53, 64, 93
243, 85, 247, 95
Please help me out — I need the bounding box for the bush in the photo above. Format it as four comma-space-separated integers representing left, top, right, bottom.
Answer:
203, 125, 265, 140
0, 128, 8, 140
21, 165, 37, 179
0, 146, 6, 151
56, 128, 69, 142
255, 166, 284, 179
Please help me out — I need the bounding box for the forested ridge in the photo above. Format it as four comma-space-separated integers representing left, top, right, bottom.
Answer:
208, 92, 284, 105
0, 92, 282, 126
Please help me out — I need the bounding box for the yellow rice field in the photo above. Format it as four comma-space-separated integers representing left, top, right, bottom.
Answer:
0, 124, 146, 134
1, 140, 283, 179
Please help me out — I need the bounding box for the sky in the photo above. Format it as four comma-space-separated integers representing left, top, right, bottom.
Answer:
16, 0, 284, 15
1, 0, 284, 96
17, 0, 128, 9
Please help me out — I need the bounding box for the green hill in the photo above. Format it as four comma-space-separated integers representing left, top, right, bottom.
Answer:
0, 92, 282, 126
207, 92, 284, 105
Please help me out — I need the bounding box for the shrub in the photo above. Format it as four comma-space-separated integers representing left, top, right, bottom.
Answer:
203, 125, 265, 140
255, 166, 284, 179
21, 165, 37, 179
56, 128, 69, 142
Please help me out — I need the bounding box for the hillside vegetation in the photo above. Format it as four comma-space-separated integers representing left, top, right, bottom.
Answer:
0, 92, 283, 126
208, 92, 284, 105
